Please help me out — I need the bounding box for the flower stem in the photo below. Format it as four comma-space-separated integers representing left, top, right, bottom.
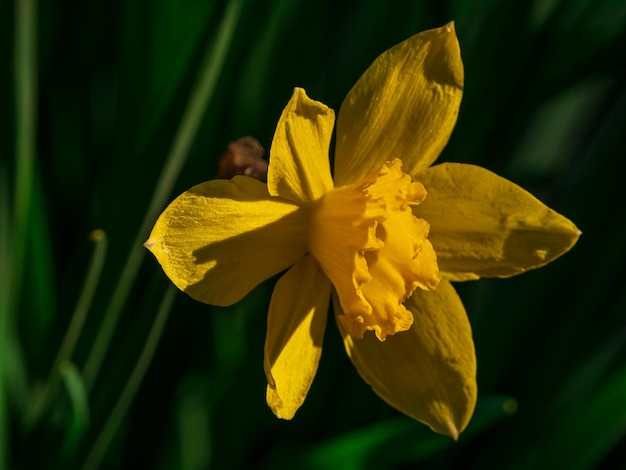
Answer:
82, 0, 243, 390
21, 230, 108, 430
1, 0, 37, 467
12, 0, 37, 311
58, 230, 108, 372
81, 285, 176, 470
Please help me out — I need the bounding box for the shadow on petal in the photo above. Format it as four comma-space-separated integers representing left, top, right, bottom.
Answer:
188, 204, 310, 305
147, 176, 309, 306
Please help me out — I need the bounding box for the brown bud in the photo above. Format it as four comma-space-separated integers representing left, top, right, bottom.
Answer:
216, 136, 268, 182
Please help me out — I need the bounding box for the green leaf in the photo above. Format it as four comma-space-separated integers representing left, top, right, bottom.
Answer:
285, 395, 517, 469
58, 361, 89, 454
536, 362, 626, 469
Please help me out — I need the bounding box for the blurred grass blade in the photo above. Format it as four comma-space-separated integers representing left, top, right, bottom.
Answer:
2, 0, 38, 467
22, 230, 107, 430
303, 419, 429, 470
0, 163, 12, 470
82, 0, 244, 390
25, 172, 56, 342
131, 1, 220, 156
55, 230, 108, 372
11, 0, 37, 315
176, 378, 212, 470
539, 362, 626, 469
58, 361, 90, 454
0, 171, 7, 313
294, 395, 517, 469
82, 285, 176, 470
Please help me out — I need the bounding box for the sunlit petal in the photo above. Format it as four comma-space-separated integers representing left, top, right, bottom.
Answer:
264, 255, 331, 419
268, 87, 335, 204
334, 22, 463, 186
414, 163, 581, 280
145, 177, 308, 306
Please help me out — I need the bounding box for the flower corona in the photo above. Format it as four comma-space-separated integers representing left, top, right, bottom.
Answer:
309, 159, 439, 341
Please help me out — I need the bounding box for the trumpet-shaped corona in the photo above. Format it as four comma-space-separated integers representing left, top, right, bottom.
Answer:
309, 159, 439, 340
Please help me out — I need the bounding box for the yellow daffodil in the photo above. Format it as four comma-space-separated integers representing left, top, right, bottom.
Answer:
145, 22, 579, 439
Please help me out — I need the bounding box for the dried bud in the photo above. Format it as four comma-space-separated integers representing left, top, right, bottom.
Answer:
216, 136, 268, 182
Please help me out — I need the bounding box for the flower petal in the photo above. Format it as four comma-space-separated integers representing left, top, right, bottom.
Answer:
334, 22, 463, 186
336, 280, 477, 438
414, 163, 581, 280
268, 87, 335, 204
264, 255, 331, 419
145, 176, 308, 306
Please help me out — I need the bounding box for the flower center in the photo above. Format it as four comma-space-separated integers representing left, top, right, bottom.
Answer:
309, 159, 439, 341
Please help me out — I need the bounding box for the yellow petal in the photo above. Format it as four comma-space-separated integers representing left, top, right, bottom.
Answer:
145, 176, 308, 306
267, 87, 335, 204
414, 163, 581, 280
336, 280, 477, 438
334, 22, 463, 186
264, 255, 331, 419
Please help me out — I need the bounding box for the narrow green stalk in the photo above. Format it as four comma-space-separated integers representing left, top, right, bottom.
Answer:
0, 166, 11, 470
58, 360, 90, 455
1, 0, 37, 468
82, 0, 243, 391
56, 231, 108, 371
48, 231, 108, 393
21, 230, 108, 429
0, 171, 7, 297
81, 286, 176, 470
11, 0, 37, 319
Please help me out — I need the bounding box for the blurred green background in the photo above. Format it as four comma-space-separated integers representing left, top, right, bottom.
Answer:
3, 0, 626, 468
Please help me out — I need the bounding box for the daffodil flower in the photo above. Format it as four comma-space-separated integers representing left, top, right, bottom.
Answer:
145, 23, 579, 438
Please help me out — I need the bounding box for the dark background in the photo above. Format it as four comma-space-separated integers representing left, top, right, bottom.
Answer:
3, 0, 626, 468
